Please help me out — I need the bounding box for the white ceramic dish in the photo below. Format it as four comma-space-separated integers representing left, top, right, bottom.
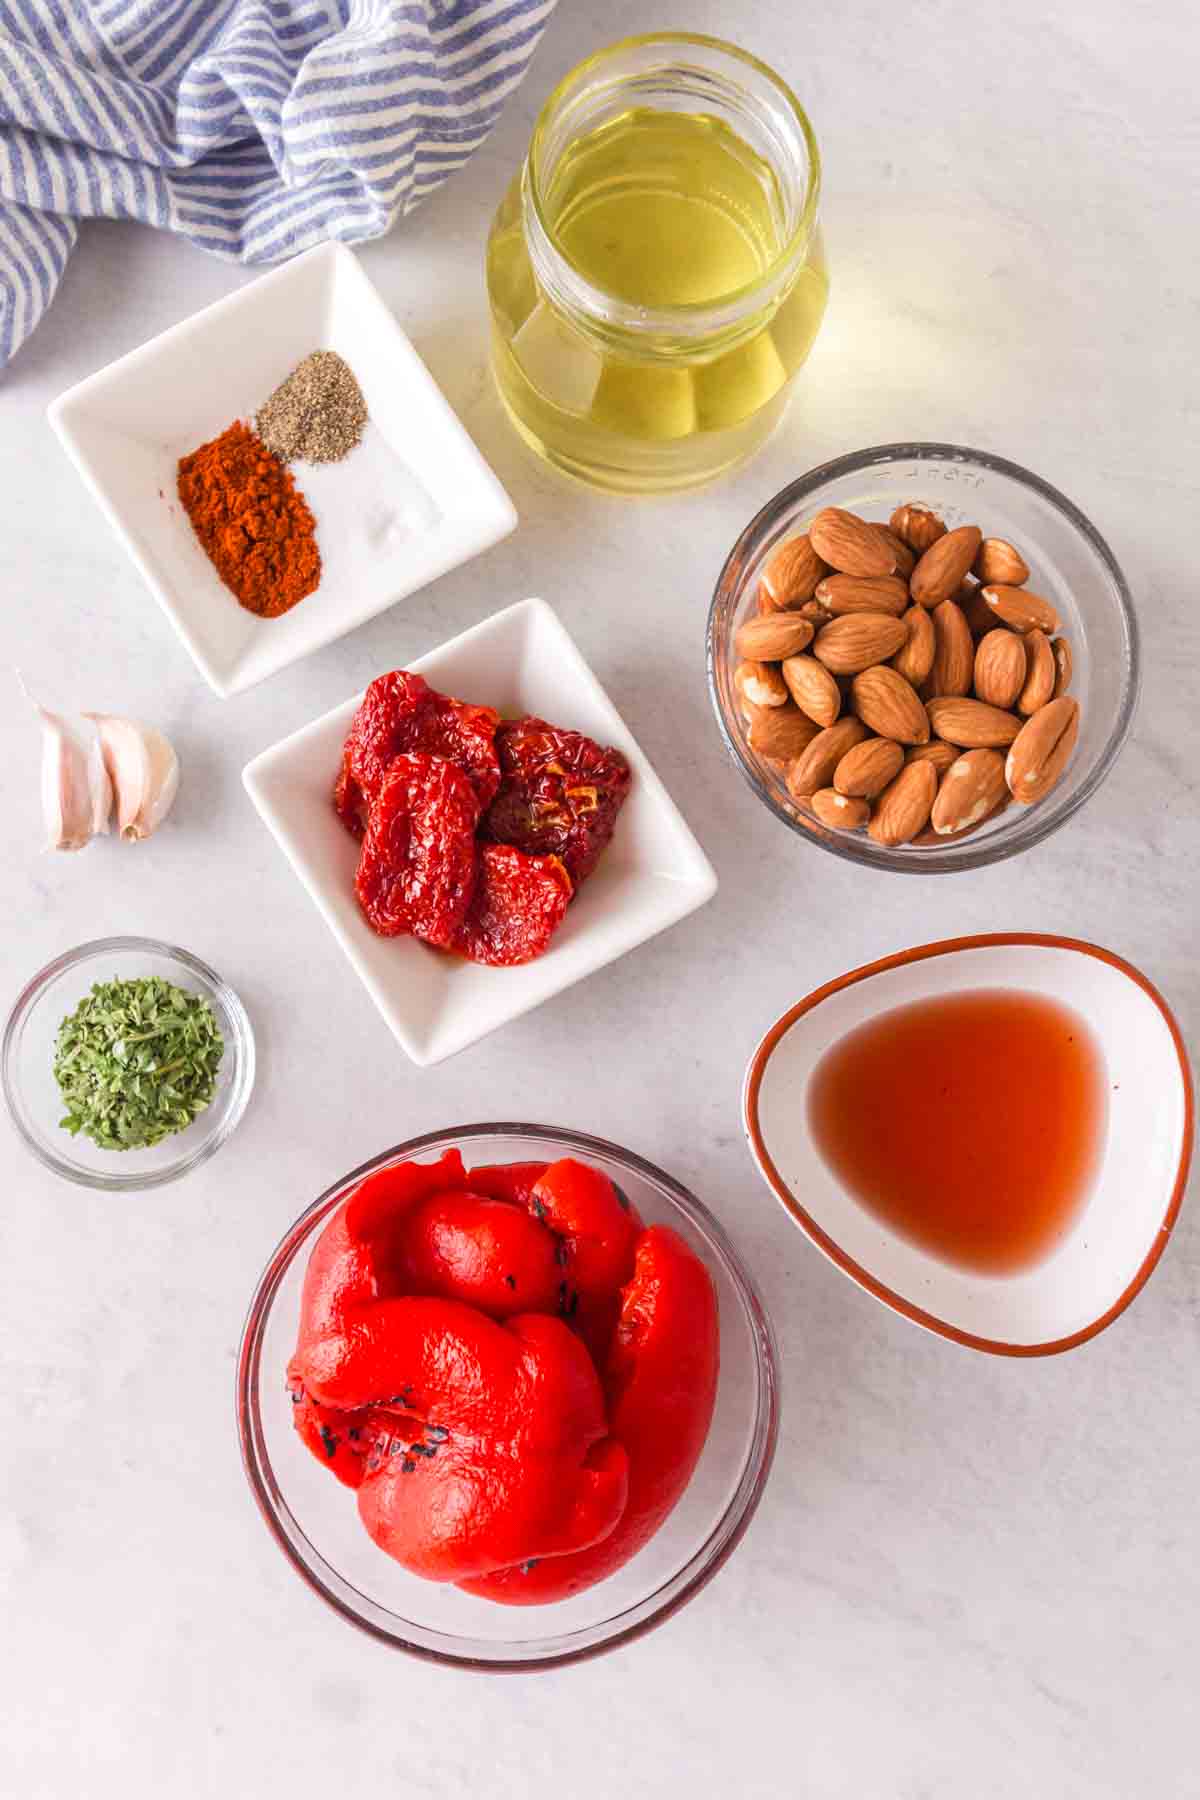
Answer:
48, 243, 516, 698
744, 935, 1192, 1355
242, 598, 717, 1066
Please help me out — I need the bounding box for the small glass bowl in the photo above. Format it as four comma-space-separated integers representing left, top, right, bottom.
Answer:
237, 1124, 779, 1669
2, 936, 255, 1191
707, 443, 1140, 871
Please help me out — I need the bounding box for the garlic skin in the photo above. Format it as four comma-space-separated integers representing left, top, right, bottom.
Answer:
87, 715, 180, 842
20, 678, 109, 851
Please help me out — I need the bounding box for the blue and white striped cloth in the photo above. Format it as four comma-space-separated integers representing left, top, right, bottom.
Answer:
0, 0, 556, 366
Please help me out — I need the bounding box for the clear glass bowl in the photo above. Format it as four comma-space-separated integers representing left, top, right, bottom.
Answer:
237, 1124, 779, 1669
707, 443, 1140, 871
2, 936, 255, 1190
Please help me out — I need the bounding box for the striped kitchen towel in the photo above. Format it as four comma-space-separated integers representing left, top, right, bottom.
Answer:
0, 0, 557, 367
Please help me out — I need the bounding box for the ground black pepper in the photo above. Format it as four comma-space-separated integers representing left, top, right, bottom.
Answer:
256, 349, 367, 464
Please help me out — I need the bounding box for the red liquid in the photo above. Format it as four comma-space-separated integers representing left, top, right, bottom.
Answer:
808, 988, 1107, 1275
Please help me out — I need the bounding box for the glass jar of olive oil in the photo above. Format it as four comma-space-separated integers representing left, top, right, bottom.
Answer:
486, 33, 828, 494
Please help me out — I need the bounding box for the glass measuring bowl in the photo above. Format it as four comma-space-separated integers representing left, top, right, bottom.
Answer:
486, 33, 828, 495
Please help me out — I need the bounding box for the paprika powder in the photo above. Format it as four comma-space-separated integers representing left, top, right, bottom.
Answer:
177, 420, 321, 617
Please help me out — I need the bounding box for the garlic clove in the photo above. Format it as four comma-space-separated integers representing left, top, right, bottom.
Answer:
86, 714, 180, 842
86, 725, 113, 837
20, 676, 100, 852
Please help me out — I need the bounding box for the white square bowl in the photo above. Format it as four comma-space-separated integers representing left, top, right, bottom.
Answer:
242, 598, 718, 1065
48, 242, 516, 698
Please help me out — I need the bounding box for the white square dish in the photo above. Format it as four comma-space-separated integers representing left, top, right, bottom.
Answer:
48, 242, 516, 698
242, 598, 718, 1065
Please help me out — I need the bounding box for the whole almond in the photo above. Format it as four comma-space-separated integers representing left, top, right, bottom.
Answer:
851, 666, 930, 745
973, 629, 1027, 709
811, 787, 870, 830
787, 717, 870, 800
930, 748, 1008, 835
812, 612, 907, 674
974, 537, 1030, 586
912, 793, 1011, 846
1016, 628, 1055, 715
736, 613, 815, 661
815, 573, 910, 618
910, 525, 983, 607
810, 508, 896, 577
906, 739, 960, 774
1005, 696, 1080, 803
890, 604, 936, 686
889, 503, 946, 555
926, 599, 974, 697
835, 735, 904, 797
782, 653, 842, 726
926, 696, 1023, 748
982, 584, 1060, 634
746, 701, 821, 764
1051, 636, 1073, 698
875, 524, 916, 578
868, 760, 937, 846
736, 659, 789, 708
759, 533, 827, 609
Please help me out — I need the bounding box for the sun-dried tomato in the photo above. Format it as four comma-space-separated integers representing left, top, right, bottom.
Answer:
453, 843, 572, 966
337, 673, 500, 835
354, 753, 479, 947
482, 717, 631, 888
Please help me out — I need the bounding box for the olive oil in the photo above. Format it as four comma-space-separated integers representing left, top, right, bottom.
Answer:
487, 106, 828, 492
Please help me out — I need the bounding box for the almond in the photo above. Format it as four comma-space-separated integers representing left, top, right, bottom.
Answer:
981, 584, 1060, 634
851, 666, 930, 745
890, 604, 936, 686
930, 748, 1008, 835
735, 659, 789, 708
811, 787, 870, 830
746, 700, 821, 763
834, 735, 904, 797
1005, 696, 1080, 803
889, 503, 946, 555
926, 696, 1023, 748
973, 537, 1030, 586
868, 760, 937, 846
811, 612, 907, 674
810, 507, 896, 577
926, 599, 974, 697
815, 573, 910, 618
735, 613, 815, 661
787, 717, 869, 800
875, 524, 916, 578
759, 533, 827, 609
973, 629, 1027, 709
906, 739, 960, 774
781, 653, 842, 727
910, 525, 983, 607
912, 793, 1010, 846
1016, 628, 1055, 715
1051, 635, 1073, 698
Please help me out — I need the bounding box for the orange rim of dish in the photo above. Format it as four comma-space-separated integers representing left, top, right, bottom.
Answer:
742, 932, 1194, 1358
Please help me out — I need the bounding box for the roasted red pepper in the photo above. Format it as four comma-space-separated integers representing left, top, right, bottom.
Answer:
288, 1152, 718, 1600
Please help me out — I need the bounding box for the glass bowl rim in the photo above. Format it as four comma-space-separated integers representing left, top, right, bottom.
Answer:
525, 31, 823, 335
1, 934, 256, 1191
236, 1121, 780, 1671
706, 440, 1141, 873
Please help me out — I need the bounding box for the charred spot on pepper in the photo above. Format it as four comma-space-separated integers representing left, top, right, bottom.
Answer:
426, 1425, 449, 1442
553, 1240, 570, 1267
319, 1426, 338, 1460
504, 1272, 517, 1289
520, 1560, 540, 1575
401, 1458, 416, 1474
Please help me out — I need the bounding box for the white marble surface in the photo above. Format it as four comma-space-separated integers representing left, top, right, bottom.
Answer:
2, 3, 1197, 1795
